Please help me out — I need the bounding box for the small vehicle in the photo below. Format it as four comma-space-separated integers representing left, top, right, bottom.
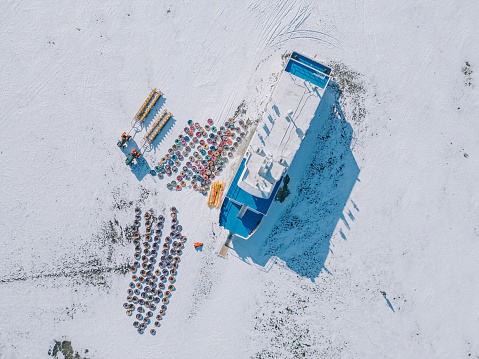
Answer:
126, 149, 141, 166
117, 132, 131, 148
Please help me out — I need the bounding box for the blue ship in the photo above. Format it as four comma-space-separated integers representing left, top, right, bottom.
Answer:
219, 52, 332, 238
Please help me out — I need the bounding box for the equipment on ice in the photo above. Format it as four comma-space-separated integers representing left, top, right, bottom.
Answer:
194, 242, 203, 249
117, 132, 131, 148
126, 148, 141, 166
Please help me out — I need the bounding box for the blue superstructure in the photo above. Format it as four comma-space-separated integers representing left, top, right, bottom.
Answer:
219, 158, 283, 237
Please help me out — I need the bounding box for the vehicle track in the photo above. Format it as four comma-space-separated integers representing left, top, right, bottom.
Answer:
248, 0, 345, 55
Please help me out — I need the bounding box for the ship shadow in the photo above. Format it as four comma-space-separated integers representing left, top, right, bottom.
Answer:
231, 81, 360, 281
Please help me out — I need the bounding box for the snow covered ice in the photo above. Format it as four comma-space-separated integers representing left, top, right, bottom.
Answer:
1, 0, 478, 358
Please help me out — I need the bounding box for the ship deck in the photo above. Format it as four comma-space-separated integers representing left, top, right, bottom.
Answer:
248, 58, 330, 170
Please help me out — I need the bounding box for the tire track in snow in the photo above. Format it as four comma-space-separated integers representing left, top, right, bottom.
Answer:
271, 33, 344, 52
264, 0, 310, 48
262, 0, 295, 47
247, 0, 295, 59
267, 6, 345, 52
248, 0, 345, 55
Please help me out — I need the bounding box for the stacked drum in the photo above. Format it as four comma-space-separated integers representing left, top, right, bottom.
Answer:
124, 206, 186, 335
155, 118, 253, 194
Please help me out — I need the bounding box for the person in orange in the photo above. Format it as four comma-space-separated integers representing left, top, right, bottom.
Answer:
117, 132, 131, 148
126, 149, 141, 166
194, 242, 203, 249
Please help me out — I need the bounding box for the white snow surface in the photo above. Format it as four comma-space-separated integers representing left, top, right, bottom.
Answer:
1, 0, 479, 358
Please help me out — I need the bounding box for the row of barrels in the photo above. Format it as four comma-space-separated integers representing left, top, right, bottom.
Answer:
124, 206, 185, 335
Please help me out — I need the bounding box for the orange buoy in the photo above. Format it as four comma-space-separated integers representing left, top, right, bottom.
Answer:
162, 297, 169, 304
165, 291, 171, 298
168, 276, 175, 283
